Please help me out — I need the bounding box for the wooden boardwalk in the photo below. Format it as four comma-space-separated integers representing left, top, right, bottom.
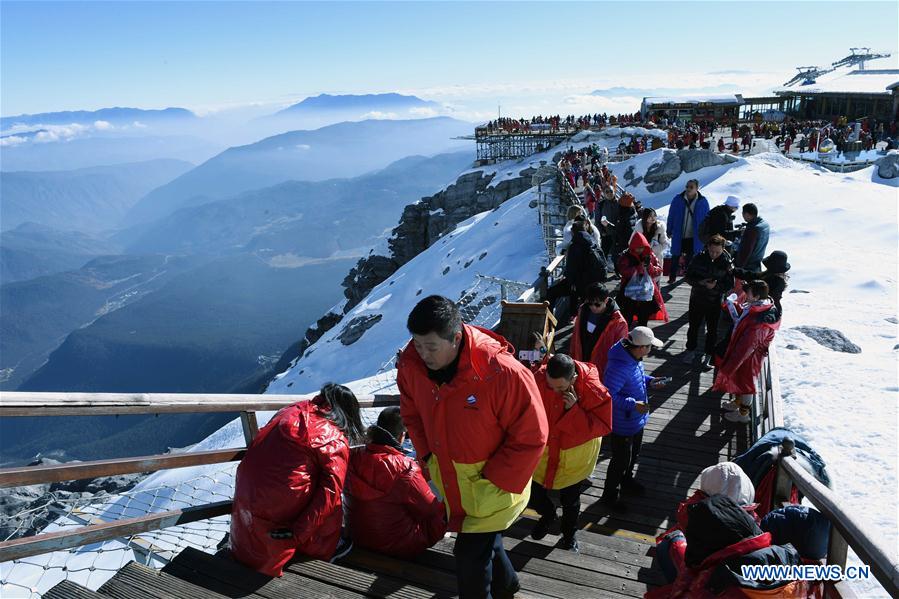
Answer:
43, 281, 749, 599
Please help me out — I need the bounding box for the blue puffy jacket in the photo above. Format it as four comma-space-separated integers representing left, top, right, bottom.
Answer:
603, 341, 652, 436
667, 191, 710, 257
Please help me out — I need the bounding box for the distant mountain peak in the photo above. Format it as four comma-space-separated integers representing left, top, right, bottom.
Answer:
277, 93, 436, 115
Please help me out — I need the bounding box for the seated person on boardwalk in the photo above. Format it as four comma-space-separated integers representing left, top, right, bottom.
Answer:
529, 353, 613, 552
682, 234, 734, 368
229, 384, 364, 577
397, 295, 548, 599
616, 232, 669, 327
601, 327, 669, 510
568, 283, 629, 378
345, 406, 447, 559
654, 462, 759, 584
645, 494, 809, 599
714, 280, 782, 424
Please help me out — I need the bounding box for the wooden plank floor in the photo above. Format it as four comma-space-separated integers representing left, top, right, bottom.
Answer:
44, 281, 747, 599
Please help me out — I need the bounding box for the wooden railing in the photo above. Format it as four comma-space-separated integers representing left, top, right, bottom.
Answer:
0, 391, 400, 563
751, 350, 899, 598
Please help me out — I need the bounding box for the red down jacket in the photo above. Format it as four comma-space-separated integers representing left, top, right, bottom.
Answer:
397, 324, 548, 533
569, 302, 629, 379
713, 301, 781, 395
230, 398, 348, 577
345, 439, 447, 558
532, 360, 613, 490
617, 232, 669, 323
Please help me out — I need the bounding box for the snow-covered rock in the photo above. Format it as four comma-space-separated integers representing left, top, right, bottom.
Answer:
792, 326, 862, 354
875, 150, 899, 179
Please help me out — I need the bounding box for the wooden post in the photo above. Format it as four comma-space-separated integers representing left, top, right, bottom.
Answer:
772, 439, 795, 509
240, 411, 259, 446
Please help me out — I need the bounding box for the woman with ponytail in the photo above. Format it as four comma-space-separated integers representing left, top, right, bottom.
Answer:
229, 383, 363, 576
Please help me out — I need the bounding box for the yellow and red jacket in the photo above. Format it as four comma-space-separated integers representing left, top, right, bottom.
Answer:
532, 360, 613, 490
397, 324, 548, 533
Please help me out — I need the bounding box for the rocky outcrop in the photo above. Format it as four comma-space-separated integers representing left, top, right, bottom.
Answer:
643, 149, 737, 193
644, 151, 683, 193
344, 162, 557, 311
0, 457, 144, 541
875, 151, 899, 179
281, 161, 557, 368
337, 314, 383, 346
792, 326, 861, 354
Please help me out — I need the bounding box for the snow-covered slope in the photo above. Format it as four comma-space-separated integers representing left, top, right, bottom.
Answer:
266, 185, 547, 394
3, 146, 896, 598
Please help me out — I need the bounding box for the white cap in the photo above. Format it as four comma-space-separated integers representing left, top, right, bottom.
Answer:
725, 195, 741, 208
627, 326, 664, 348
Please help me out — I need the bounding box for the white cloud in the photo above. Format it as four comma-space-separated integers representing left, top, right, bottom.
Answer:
0, 121, 121, 145
409, 106, 439, 117
0, 135, 28, 147
361, 111, 399, 120
295, 144, 311, 150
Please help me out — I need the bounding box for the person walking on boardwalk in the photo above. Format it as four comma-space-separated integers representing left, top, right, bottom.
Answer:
636, 207, 670, 283
529, 354, 613, 552
569, 283, 629, 379
601, 327, 669, 511
734, 251, 790, 317
682, 235, 734, 368
698, 195, 740, 245
345, 407, 447, 559
616, 232, 669, 327
229, 383, 364, 577
714, 280, 782, 424
564, 219, 608, 306
666, 179, 710, 284
397, 295, 548, 599
733, 203, 770, 275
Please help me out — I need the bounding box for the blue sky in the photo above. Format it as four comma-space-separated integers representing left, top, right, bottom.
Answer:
2, 1, 897, 117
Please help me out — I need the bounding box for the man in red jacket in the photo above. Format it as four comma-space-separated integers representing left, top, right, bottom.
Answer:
398, 295, 548, 599
345, 407, 447, 558
530, 354, 612, 552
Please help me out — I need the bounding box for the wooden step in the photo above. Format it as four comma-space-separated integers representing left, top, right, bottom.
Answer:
43, 580, 107, 599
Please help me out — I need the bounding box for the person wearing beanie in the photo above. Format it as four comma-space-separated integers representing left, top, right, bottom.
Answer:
698, 195, 740, 245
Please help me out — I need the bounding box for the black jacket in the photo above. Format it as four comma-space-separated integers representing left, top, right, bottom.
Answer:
734, 268, 787, 316
564, 231, 608, 296
700, 205, 736, 242
686, 249, 734, 302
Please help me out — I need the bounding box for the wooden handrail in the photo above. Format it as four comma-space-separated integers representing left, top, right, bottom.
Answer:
779, 453, 899, 597
0, 448, 246, 488
0, 501, 233, 563
0, 391, 400, 416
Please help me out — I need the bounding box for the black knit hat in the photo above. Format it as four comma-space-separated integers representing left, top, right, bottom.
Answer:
762, 251, 791, 274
